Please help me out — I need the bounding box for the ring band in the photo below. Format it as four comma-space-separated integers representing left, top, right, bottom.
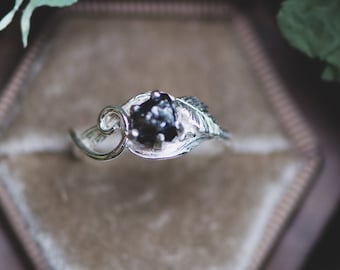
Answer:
70, 90, 231, 160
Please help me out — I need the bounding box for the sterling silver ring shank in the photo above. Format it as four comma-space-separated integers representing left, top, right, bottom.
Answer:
70, 90, 231, 160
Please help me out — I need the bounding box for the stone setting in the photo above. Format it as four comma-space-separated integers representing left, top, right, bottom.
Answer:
130, 91, 178, 146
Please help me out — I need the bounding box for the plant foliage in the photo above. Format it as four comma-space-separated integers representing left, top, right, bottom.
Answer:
0, 0, 78, 47
278, 0, 340, 82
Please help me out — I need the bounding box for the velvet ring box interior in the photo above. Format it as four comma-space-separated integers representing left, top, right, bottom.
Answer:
0, 2, 320, 270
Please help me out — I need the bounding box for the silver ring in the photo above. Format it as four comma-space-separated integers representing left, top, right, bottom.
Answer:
70, 90, 231, 160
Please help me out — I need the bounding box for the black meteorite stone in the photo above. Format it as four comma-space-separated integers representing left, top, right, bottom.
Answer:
130, 91, 178, 145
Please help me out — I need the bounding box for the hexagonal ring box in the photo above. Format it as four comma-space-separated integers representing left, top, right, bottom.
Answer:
0, 2, 320, 270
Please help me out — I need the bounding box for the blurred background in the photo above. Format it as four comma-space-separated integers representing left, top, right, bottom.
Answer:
0, 1, 339, 269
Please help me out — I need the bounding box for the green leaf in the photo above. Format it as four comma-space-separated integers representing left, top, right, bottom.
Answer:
21, 0, 78, 47
278, 0, 340, 82
322, 64, 340, 81
0, 0, 24, 31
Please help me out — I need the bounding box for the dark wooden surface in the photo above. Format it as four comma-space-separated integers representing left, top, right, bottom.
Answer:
248, 6, 340, 270
0, 3, 339, 270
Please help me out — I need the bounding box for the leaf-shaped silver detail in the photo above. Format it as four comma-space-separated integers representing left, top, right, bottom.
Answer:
179, 96, 214, 120
175, 96, 230, 140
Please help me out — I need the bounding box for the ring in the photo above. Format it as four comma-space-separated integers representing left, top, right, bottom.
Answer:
70, 90, 231, 160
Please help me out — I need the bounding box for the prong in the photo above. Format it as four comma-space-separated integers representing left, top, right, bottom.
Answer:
130, 129, 139, 139
154, 133, 165, 150
151, 90, 161, 100
156, 133, 165, 142
131, 105, 140, 114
